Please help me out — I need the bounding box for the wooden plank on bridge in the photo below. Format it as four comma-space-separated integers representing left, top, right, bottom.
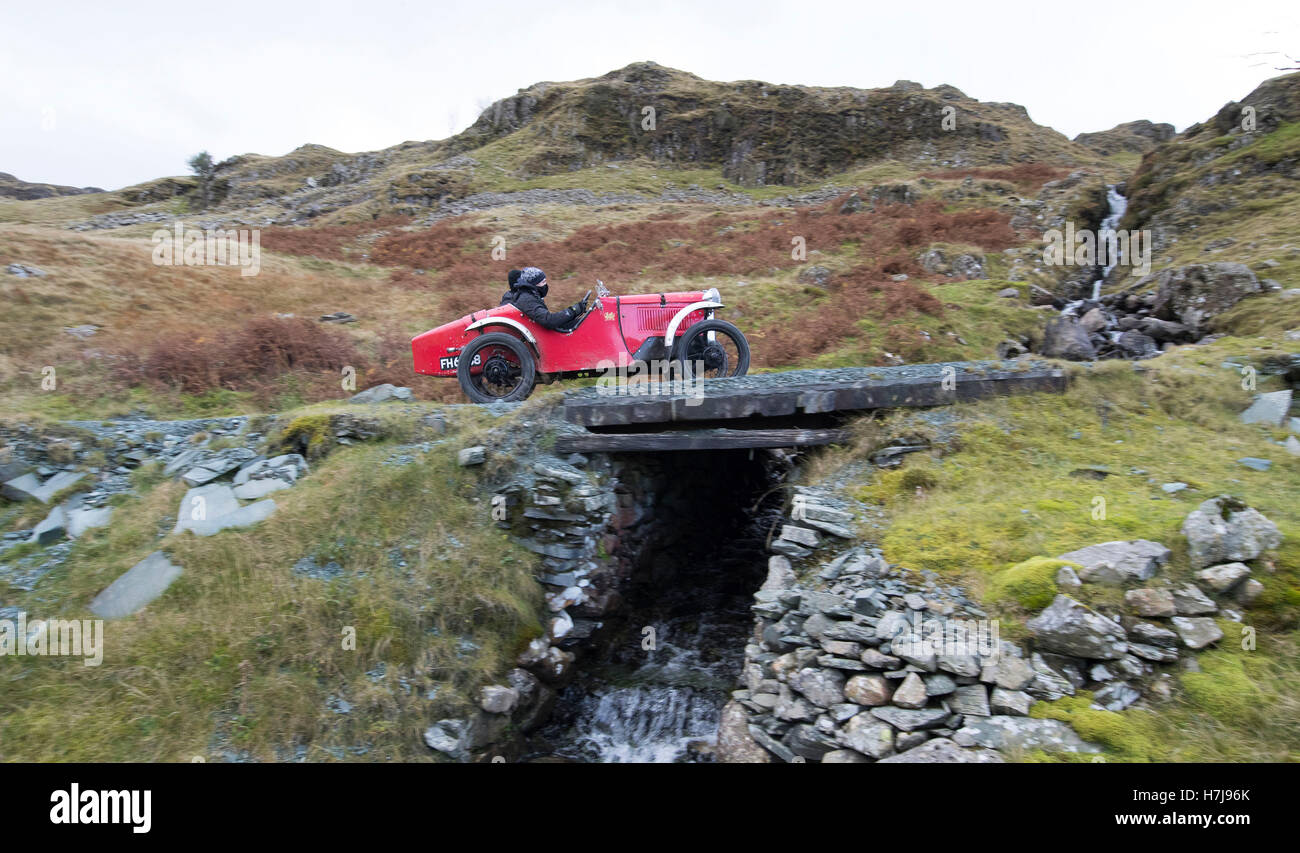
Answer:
562, 359, 1067, 427
554, 428, 851, 453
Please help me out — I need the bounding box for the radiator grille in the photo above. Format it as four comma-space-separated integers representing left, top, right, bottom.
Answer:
633, 307, 705, 332
635, 307, 676, 329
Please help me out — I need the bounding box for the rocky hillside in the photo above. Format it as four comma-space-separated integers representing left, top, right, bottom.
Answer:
1, 62, 1117, 230
1121, 72, 1300, 277
0, 172, 103, 201
445, 63, 1098, 184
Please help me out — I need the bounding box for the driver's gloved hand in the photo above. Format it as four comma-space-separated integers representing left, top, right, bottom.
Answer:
575, 298, 588, 314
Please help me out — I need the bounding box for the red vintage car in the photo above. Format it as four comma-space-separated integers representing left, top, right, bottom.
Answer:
411, 282, 749, 402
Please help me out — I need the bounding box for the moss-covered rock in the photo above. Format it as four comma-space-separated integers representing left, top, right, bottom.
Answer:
988, 556, 1080, 611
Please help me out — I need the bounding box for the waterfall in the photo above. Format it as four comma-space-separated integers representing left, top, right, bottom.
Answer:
1091, 184, 1128, 300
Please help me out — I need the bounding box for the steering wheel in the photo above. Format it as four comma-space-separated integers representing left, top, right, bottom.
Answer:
580, 289, 595, 315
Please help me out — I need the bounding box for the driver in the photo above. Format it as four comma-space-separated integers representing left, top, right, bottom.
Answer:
499, 266, 588, 330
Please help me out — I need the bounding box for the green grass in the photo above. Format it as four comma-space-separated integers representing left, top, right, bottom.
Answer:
0, 426, 542, 762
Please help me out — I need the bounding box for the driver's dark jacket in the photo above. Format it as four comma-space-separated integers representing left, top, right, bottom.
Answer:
499, 283, 578, 330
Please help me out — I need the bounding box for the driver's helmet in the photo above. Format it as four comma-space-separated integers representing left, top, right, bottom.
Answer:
518, 266, 548, 298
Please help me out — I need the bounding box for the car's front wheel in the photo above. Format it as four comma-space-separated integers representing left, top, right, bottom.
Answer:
672, 319, 750, 380
457, 332, 537, 403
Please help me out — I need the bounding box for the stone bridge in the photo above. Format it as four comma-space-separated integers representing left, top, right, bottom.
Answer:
555, 359, 1067, 453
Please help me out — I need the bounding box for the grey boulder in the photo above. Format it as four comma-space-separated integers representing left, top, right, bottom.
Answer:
956, 716, 1100, 753
1056, 539, 1169, 585
349, 384, 413, 404
1181, 496, 1281, 568
1026, 595, 1127, 659
1171, 616, 1224, 650
877, 737, 1004, 763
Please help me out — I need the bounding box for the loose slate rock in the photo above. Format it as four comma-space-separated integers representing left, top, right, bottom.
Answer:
1171, 616, 1224, 650
1194, 562, 1251, 593
28, 505, 69, 545
1056, 540, 1169, 585
989, 688, 1033, 716
1026, 595, 1127, 659
67, 505, 113, 538
957, 716, 1100, 753
233, 478, 290, 500
789, 667, 846, 707
821, 749, 869, 763
457, 446, 486, 466
951, 683, 991, 717
3, 470, 86, 504
1, 473, 43, 502
1091, 681, 1142, 711
173, 484, 241, 535
1239, 389, 1292, 427
89, 551, 183, 619
349, 384, 413, 404
838, 715, 895, 758
892, 672, 928, 709
1130, 622, 1179, 648
869, 706, 949, 731
876, 737, 1004, 763
988, 655, 1034, 690
1125, 588, 1176, 618
1172, 584, 1217, 615
1234, 578, 1265, 606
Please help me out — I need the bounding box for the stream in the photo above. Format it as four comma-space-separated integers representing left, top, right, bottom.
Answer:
527, 454, 782, 763
1093, 183, 1129, 299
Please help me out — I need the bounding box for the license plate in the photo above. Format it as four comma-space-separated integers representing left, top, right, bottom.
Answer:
439, 353, 480, 371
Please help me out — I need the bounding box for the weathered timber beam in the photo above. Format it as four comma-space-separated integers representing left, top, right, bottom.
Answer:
554, 428, 852, 453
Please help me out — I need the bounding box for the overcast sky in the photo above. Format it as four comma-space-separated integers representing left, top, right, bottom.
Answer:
3, 0, 1297, 190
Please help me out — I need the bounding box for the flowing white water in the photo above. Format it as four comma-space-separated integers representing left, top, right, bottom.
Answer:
554, 617, 745, 762
1092, 184, 1129, 300
531, 466, 779, 763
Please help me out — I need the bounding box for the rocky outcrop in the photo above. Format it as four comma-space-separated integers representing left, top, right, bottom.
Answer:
1146, 263, 1263, 333
449, 63, 1087, 187
1073, 120, 1175, 157
0, 171, 103, 200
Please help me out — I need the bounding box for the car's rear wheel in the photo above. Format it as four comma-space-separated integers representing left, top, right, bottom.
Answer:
672, 319, 750, 380
457, 332, 537, 403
